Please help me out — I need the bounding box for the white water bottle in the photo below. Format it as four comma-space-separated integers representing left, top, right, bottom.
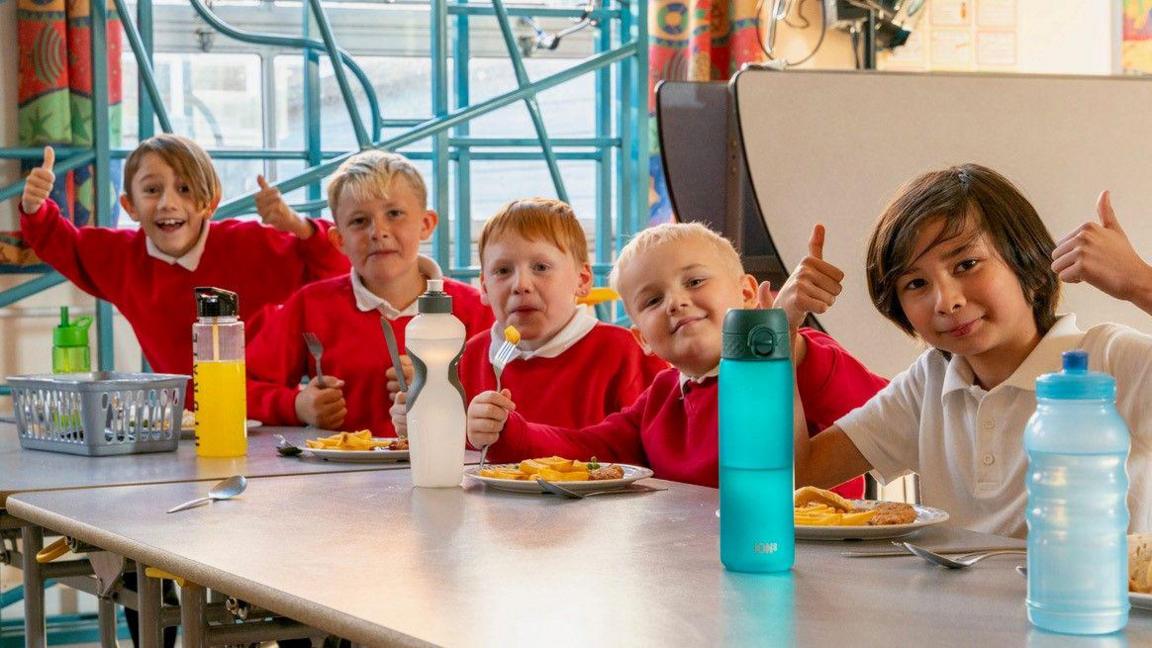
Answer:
405, 279, 467, 487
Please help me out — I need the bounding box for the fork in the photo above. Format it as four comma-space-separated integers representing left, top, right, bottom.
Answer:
303, 332, 324, 382
535, 477, 667, 499
479, 328, 520, 471
901, 542, 1026, 569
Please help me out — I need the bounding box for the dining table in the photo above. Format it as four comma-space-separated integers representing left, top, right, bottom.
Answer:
7, 465, 1149, 647
0, 422, 438, 647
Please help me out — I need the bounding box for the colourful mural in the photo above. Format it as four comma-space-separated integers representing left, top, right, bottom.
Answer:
1124, 0, 1152, 73
2, 0, 122, 268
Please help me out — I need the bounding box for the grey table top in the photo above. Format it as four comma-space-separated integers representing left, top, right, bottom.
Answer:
0, 423, 419, 507
9, 469, 1147, 647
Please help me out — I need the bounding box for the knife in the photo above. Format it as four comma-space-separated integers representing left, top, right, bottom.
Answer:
841, 545, 1025, 558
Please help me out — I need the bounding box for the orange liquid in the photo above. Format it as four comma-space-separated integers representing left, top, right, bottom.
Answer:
194, 360, 247, 457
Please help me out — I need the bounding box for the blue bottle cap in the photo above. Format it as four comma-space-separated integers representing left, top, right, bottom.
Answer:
1035, 350, 1115, 400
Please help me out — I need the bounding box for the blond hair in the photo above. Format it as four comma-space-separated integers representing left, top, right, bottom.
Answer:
122, 134, 221, 212
478, 198, 589, 267
609, 223, 745, 309
327, 150, 428, 219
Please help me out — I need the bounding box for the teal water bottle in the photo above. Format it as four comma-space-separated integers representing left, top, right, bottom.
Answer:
1025, 350, 1130, 634
719, 308, 794, 572
52, 307, 92, 373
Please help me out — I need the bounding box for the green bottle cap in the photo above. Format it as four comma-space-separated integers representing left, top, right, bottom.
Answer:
53, 306, 93, 348
721, 309, 790, 361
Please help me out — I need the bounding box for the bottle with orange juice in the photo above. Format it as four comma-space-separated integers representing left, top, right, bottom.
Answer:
192, 287, 247, 457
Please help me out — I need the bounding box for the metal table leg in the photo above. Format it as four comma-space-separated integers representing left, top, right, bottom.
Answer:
98, 596, 118, 647
180, 581, 207, 648
20, 525, 46, 648
138, 564, 165, 648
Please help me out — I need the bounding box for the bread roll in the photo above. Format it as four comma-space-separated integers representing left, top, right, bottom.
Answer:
1130, 533, 1152, 594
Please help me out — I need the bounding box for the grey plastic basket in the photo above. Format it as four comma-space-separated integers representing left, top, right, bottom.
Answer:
8, 372, 189, 456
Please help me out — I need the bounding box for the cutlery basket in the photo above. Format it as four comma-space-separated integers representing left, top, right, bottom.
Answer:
8, 372, 189, 456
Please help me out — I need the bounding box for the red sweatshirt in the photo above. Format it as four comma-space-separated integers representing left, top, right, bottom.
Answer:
246, 275, 493, 437
491, 329, 887, 494
20, 199, 349, 405
459, 322, 669, 429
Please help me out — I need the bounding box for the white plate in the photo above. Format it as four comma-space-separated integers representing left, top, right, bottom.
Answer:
303, 446, 409, 463
795, 500, 950, 541
464, 463, 654, 493
1133, 592, 1152, 612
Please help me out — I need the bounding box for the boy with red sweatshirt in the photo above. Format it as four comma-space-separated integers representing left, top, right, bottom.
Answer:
18, 135, 348, 406
390, 198, 667, 436
466, 222, 886, 491
246, 150, 492, 436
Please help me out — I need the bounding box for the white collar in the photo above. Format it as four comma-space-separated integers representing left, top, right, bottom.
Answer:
488, 310, 598, 362
144, 221, 210, 270
941, 313, 1083, 396
678, 365, 720, 395
351, 255, 443, 318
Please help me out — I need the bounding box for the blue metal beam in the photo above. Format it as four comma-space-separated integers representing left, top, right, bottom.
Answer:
113, 0, 171, 133
91, 0, 115, 371
490, 0, 568, 202
307, 0, 370, 149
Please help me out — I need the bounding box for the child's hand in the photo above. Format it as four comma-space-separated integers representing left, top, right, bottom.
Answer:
21, 146, 55, 214
466, 389, 516, 449
774, 224, 844, 333
385, 355, 414, 402
389, 390, 408, 438
1052, 191, 1152, 308
294, 375, 347, 430
255, 175, 312, 238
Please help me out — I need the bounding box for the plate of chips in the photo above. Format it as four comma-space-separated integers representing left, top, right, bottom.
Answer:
792, 486, 950, 541
464, 456, 653, 493
302, 430, 409, 462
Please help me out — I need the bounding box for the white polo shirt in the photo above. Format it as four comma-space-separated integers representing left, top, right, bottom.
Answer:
838, 314, 1152, 538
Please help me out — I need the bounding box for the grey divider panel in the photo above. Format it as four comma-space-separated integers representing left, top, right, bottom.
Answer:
655, 80, 788, 288
733, 69, 1152, 378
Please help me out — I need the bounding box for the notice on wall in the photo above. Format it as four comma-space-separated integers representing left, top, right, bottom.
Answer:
976, 0, 1016, 28
931, 0, 971, 27
931, 28, 974, 68
976, 30, 1017, 67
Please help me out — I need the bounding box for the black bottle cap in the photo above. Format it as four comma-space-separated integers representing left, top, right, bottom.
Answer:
195, 287, 239, 317
418, 279, 453, 314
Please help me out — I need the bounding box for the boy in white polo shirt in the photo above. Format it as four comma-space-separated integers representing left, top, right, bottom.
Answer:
785, 164, 1152, 538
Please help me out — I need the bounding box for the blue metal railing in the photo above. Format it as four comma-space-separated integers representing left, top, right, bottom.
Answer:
0, 0, 647, 380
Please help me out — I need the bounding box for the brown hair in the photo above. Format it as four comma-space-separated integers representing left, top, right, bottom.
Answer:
866, 163, 1059, 337
122, 134, 221, 212
478, 198, 589, 267
327, 150, 427, 220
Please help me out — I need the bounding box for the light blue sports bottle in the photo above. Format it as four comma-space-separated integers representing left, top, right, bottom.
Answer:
1025, 350, 1129, 634
719, 308, 794, 573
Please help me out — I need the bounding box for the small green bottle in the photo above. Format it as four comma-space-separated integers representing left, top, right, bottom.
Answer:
52, 307, 93, 373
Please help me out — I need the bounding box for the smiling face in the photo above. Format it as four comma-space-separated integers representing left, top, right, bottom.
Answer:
480, 232, 592, 350
895, 218, 1041, 384
617, 236, 757, 377
328, 177, 437, 293
119, 153, 216, 258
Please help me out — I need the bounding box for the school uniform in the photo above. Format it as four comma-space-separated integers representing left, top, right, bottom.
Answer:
491, 329, 887, 490
838, 314, 1152, 537
246, 258, 493, 437
459, 312, 669, 433
19, 198, 349, 405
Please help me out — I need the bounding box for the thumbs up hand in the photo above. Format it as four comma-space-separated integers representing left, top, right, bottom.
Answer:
254, 174, 312, 238
774, 224, 845, 335
1052, 191, 1152, 308
21, 146, 56, 214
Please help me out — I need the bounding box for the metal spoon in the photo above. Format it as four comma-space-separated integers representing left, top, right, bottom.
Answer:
167, 475, 248, 514
274, 433, 303, 457
901, 541, 1025, 569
